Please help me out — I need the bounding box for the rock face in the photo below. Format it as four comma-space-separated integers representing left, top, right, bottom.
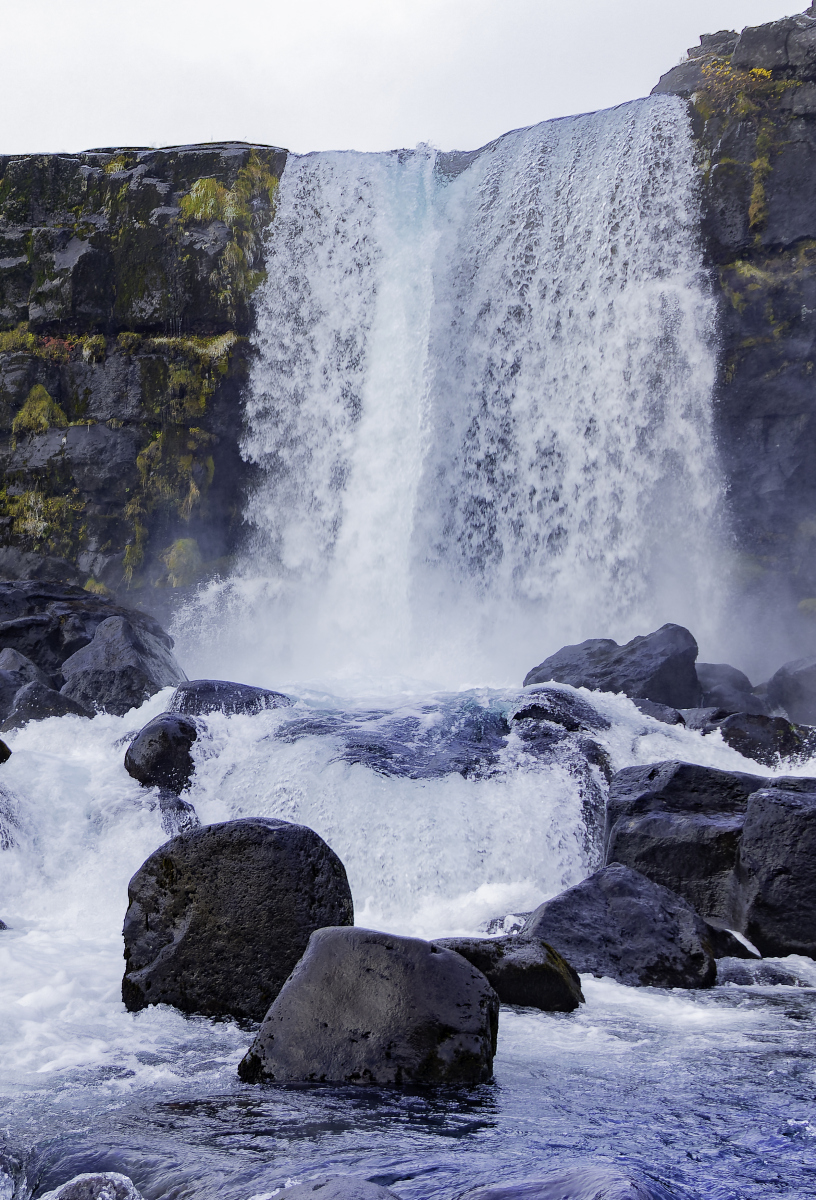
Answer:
519, 864, 716, 988
122, 817, 353, 1020
238, 927, 499, 1086
461, 1162, 676, 1200
124, 712, 198, 792
0, 143, 287, 600
39, 1174, 143, 1200
169, 678, 292, 716
523, 625, 701, 709
60, 615, 186, 715
433, 935, 584, 1011
736, 787, 816, 956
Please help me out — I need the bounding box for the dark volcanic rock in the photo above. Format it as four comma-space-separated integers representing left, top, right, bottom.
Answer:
604, 761, 766, 923
696, 662, 768, 716
767, 656, 816, 725
0, 680, 91, 730
281, 1177, 400, 1200
122, 817, 353, 1020
433, 935, 584, 1011
169, 678, 292, 716
511, 687, 610, 732
703, 918, 760, 960
61, 615, 186, 716
157, 790, 201, 837
461, 1161, 676, 1200
124, 713, 198, 793
736, 787, 816, 957
0, 646, 50, 686
716, 957, 812, 987
519, 864, 716, 989
39, 1173, 144, 1200
715, 712, 816, 766
523, 624, 701, 709
238, 927, 499, 1086
630, 698, 685, 725
0, 918, 7, 929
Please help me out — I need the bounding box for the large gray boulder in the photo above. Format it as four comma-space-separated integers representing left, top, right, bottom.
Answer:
736, 787, 816, 957
122, 817, 353, 1020
433, 935, 584, 1011
695, 661, 768, 716
124, 713, 198, 793
0, 680, 91, 731
238, 927, 499, 1086
61, 615, 186, 716
280, 1178, 400, 1200
520, 864, 716, 989
39, 1174, 143, 1200
523, 625, 701, 709
461, 1162, 675, 1200
169, 678, 292, 716
767, 655, 816, 724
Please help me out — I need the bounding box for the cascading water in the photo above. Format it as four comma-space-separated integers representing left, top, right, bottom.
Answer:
2, 96, 815, 1200
179, 94, 721, 689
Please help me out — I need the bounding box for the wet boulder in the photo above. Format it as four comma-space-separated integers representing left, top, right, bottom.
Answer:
715, 712, 816, 766
523, 624, 701, 709
703, 919, 760, 960
461, 1161, 676, 1199
0, 646, 51, 686
124, 713, 198, 793
767, 655, 816, 724
122, 817, 353, 1020
61, 615, 186, 716
510, 687, 610, 733
239, 928, 499, 1086
39, 1174, 144, 1200
630, 698, 685, 725
433, 935, 583, 1011
169, 678, 292, 716
696, 661, 768, 716
157, 789, 201, 836
736, 787, 816, 957
0, 681, 92, 731
282, 1177, 401, 1200
519, 864, 716, 989
604, 761, 767, 924
716, 957, 813, 987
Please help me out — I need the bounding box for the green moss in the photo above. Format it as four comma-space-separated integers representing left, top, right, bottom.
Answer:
160, 537, 204, 587
0, 324, 38, 355
0, 486, 85, 557
84, 578, 111, 596
81, 334, 106, 363
136, 426, 216, 524
118, 332, 142, 355
11, 385, 68, 439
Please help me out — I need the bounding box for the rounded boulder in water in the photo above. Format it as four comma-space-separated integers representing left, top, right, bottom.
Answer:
460, 1162, 676, 1199
38, 1172, 144, 1200
122, 817, 353, 1020
433, 935, 584, 1011
124, 713, 198, 793
238, 927, 499, 1086
169, 678, 292, 716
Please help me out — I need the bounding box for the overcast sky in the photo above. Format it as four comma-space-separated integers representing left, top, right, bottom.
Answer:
0, 1, 807, 156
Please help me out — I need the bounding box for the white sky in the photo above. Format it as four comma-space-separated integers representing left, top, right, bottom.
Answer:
0, 1, 807, 156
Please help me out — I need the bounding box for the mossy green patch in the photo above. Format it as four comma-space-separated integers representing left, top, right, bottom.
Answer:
160, 537, 204, 587
11, 385, 68, 439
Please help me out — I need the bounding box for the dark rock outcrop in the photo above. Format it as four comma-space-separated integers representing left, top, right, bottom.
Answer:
696, 662, 768, 716
461, 1162, 676, 1200
736, 786, 816, 956
715, 711, 816, 766
39, 1174, 143, 1200
519, 864, 716, 989
122, 817, 353, 1020
238, 927, 499, 1086
717, 956, 813, 986
523, 625, 701, 709
0, 680, 91, 730
767, 656, 816, 724
168, 678, 292, 716
433, 935, 584, 1011
124, 713, 198, 792
61, 615, 186, 715
703, 918, 760, 960
630, 698, 685, 725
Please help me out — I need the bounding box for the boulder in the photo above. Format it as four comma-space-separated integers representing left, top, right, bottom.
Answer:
39, 1174, 143, 1200
630, 698, 685, 725
523, 624, 701, 709
716, 957, 813, 987
714, 712, 816, 766
157, 789, 201, 836
680, 706, 729, 730
124, 713, 198, 793
736, 787, 816, 957
280, 1177, 400, 1200
695, 662, 768, 716
0, 739, 10, 764
703, 919, 759, 960
510, 687, 610, 732
519, 864, 716, 989
433, 935, 584, 1011
61, 615, 186, 716
238, 927, 499, 1086
604, 761, 766, 923
767, 655, 816, 724
461, 1162, 676, 1200
169, 678, 292, 716
0, 646, 50, 687
122, 817, 353, 1020
0, 681, 91, 730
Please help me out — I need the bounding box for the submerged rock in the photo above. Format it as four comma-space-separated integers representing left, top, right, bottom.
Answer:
523, 624, 701, 709
124, 713, 198, 793
519, 864, 716, 989
38, 1173, 144, 1200
169, 678, 292, 716
61, 615, 186, 716
630, 698, 685, 725
238, 927, 499, 1086
122, 817, 353, 1020
511, 687, 610, 732
157, 790, 201, 836
716, 957, 813, 987
434, 935, 583, 1011
0, 680, 91, 730
281, 1177, 401, 1199
461, 1161, 676, 1199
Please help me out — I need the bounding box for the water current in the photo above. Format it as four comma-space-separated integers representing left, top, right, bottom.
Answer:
1, 95, 815, 1200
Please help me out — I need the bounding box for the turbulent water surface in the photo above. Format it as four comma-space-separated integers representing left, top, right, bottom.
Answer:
1, 95, 815, 1199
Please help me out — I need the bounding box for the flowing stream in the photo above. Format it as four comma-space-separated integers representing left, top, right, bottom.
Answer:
1, 96, 815, 1200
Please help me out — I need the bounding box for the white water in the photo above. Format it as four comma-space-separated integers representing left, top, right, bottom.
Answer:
177, 94, 721, 691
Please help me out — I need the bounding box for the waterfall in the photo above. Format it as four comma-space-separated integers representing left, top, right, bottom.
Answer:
179, 94, 722, 692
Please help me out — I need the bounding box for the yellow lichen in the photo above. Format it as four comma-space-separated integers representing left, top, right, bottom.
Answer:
161, 537, 204, 587
11, 385, 69, 439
